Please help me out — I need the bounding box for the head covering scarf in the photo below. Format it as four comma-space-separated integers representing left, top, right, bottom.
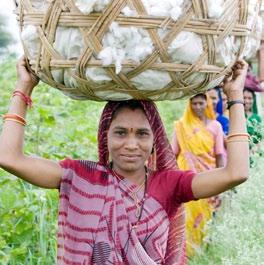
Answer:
174, 95, 216, 171
215, 88, 229, 135
244, 88, 258, 114
98, 100, 187, 264
245, 71, 264, 92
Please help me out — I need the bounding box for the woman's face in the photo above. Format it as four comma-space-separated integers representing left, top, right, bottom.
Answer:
190, 96, 207, 119
243, 90, 254, 112
221, 92, 228, 111
107, 107, 154, 176
207, 89, 218, 110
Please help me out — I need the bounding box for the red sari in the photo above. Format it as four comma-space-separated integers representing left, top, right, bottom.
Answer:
57, 101, 196, 264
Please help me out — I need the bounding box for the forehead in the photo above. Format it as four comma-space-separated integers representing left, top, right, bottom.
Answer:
207, 89, 218, 97
110, 108, 151, 129
244, 90, 253, 97
191, 96, 207, 103
221, 92, 227, 99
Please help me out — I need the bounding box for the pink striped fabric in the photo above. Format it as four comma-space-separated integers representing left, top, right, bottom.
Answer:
58, 101, 188, 264
58, 160, 170, 264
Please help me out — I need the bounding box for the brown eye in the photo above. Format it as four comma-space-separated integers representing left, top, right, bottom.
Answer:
137, 130, 150, 137
114, 130, 126, 136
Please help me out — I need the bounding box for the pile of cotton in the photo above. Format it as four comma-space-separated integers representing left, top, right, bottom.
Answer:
18, 0, 262, 101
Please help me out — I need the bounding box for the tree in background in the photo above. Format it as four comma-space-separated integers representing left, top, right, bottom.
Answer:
0, 14, 13, 53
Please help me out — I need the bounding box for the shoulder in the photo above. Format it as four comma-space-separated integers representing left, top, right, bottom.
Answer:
207, 119, 223, 134
254, 114, 262, 122
148, 169, 195, 197
209, 119, 222, 128
59, 159, 108, 185
148, 169, 196, 215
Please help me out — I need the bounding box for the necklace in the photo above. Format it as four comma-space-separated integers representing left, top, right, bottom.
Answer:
111, 167, 148, 219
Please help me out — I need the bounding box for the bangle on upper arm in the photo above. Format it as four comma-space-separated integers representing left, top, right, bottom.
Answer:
227, 100, 244, 109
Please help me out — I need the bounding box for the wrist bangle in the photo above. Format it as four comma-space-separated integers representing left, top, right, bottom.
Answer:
3, 113, 27, 126
227, 100, 244, 110
12, 90, 33, 108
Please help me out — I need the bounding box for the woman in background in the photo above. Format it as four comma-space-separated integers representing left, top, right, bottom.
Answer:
243, 88, 262, 145
171, 93, 225, 257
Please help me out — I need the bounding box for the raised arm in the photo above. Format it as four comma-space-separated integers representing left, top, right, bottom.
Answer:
192, 60, 249, 199
0, 57, 62, 188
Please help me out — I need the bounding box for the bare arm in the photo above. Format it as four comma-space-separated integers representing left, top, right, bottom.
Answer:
192, 60, 249, 199
0, 57, 62, 189
215, 154, 224, 168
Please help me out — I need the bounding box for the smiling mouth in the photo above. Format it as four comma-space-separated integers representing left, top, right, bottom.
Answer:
120, 154, 141, 160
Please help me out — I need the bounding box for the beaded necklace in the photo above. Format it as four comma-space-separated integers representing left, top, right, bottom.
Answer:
110, 165, 148, 228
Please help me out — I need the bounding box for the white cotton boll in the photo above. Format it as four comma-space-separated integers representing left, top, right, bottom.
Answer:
170, 6, 183, 21
168, 32, 203, 64
150, 6, 170, 17
93, 0, 111, 12
248, 0, 258, 16
131, 70, 171, 90
112, 48, 125, 74
168, 0, 184, 7
95, 90, 133, 100
21, 25, 40, 58
244, 16, 262, 59
31, 0, 50, 11
99, 22, 153, 73
75, 0, 98, 14
207, 0, 224, 18
85, 68, 112, 83
122, 6, 137, 16
98, 47, 114, 66
217, 36, 236, 65
64, 69, 78, 88
102, 33, 116, 47
65, 29, 84, 59
51, 69, 64, 84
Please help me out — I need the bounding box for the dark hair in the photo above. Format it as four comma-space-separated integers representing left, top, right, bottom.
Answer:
110, 100, 146, 122
243, 87, 255, 97
190, 93, 207, 101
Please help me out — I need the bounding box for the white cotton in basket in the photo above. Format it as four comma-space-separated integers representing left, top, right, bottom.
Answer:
206, 0, 224, 18
21, 0, 262, 100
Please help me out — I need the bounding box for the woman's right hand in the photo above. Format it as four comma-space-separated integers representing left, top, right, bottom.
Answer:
16, 56, 39, 95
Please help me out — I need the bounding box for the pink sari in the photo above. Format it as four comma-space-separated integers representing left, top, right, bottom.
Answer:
58, 101, 187, 264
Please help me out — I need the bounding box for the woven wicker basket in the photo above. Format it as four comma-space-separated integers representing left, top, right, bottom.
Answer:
15, 0, 262, 101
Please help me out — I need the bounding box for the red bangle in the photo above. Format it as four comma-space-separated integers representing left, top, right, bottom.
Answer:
12, 90, 33, 108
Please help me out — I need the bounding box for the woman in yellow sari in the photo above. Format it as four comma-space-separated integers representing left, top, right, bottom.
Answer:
171, 93, 225, 257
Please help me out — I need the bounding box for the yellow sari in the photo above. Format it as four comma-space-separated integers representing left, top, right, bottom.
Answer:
174, 98, 217, 257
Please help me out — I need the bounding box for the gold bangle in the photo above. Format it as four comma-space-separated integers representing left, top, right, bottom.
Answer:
226, 139, 250, 143
227, 133, 250, 140
4, 118, 26, 126
3, 113, 26, 125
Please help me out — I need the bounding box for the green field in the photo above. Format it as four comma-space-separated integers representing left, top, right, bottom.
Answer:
0, 58, 263, 264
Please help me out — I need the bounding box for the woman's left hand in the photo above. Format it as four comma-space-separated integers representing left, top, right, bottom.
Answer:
223, 60, 248, 100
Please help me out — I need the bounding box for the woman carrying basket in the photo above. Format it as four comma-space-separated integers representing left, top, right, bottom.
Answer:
0, 57, 250, 264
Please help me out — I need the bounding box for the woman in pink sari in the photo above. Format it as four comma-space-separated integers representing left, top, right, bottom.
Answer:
0, 57, 250, 264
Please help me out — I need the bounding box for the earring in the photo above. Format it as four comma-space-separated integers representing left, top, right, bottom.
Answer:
151, 146, 154, 154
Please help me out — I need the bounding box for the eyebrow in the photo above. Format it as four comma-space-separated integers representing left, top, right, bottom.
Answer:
112, 126, 151, 132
